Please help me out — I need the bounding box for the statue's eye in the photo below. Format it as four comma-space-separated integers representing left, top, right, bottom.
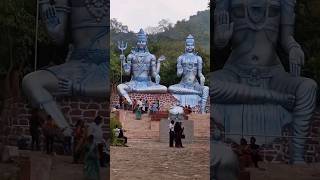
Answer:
269, 5, 280, 17
232, 5, 245, 18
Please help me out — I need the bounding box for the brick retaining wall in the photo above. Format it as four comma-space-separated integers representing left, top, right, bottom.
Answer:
0, 96, 110, 145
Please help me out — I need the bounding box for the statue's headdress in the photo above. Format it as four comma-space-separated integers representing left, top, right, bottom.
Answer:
137, 28, 147, 42
185, 34, 195, 45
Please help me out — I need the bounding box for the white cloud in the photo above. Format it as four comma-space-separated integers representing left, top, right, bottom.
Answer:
111, 0, 209, 32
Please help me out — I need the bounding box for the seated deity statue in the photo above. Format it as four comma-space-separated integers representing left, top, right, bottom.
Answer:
168, 35, 209, 114
22, 0, 109, 136
117, 29, 167, 105
211, 0, 317, 164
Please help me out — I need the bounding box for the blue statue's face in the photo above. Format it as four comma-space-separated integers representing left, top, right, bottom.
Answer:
137, 40, 147, 50
185, 41, 195, 53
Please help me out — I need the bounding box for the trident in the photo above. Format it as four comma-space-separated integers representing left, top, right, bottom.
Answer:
117, 41, 127, 83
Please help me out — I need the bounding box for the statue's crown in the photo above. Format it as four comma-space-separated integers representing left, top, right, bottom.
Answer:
137, 28, 147, 41
186, 34, 195, 44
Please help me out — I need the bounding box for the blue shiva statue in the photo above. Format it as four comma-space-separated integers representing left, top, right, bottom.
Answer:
117, 29, 167, 105
211, 0, 317, 164
22, 0, 109, 136
168, 35, 209, 114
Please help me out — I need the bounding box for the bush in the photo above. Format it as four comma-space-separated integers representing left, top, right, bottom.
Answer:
110, 113, 124, 146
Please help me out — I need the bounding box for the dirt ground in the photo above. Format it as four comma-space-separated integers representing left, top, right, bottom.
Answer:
49, 155, 109, 180
249, 162, 320, 180
0, 151, 109, 180
110, 139, 210, 180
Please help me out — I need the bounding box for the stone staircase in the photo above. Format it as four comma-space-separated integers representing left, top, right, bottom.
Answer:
118, 111, 159, 139
118, 110, 210, 140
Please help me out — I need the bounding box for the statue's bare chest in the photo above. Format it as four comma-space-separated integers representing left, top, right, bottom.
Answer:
231, 0, 280, 31
132, 53, 152, 65
181, 54, 198, 71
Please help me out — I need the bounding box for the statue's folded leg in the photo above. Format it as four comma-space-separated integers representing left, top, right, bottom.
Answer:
270, 75, 318, 163
135, 85, 167, 94
22, 70, 72, 136
79, 65, 110, 97
210, 70, 294, 105
168, 84, 201, 95
117, 84, 132, 104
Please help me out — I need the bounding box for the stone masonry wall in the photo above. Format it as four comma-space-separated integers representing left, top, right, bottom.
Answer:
0, 96, 110, 145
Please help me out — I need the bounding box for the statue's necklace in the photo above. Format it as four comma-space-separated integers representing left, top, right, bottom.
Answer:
84, 0, 108, 22
136, 52, 147, 64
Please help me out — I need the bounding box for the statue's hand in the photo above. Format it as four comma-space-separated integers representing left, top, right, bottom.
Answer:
155, 74, 161, 84
289, 47, 305, 76
200, 75, 205, 86
214, 11, 234, 48
120, 54, 126, 62
281, 94, 296, 110
41, 3, 60, 28
58, 78, 73, 96
158, 55, 166, 62
271, 91, 296, 110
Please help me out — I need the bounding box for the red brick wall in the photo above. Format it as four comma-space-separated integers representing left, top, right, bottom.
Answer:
111, 93, 178, 111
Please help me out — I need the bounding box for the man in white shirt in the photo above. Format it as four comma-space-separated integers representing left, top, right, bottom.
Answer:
113, 126, 120, 137
137, 99, 143, 109
169, 120, 175, 147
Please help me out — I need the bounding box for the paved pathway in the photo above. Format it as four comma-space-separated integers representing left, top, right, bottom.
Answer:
110, 139, 210, 180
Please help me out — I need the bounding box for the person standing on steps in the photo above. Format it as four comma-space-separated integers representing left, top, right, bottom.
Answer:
169, 120, 175, 147
174, 122, 184, 148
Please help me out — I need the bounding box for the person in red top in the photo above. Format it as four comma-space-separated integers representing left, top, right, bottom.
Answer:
43, 115, 57, 155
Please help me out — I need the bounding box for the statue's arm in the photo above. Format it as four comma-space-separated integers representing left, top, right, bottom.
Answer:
214, 0, 233, 49
177, 56, 183, 77
280, 0, 300, 53
40, 0, 69, 45
122, 54, 132, 75
151, 55, 158, 78
197, 56, 205, 86
280, 0, 305, 76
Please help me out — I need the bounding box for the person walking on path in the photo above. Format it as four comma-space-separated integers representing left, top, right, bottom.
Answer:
29, 108, 41, 151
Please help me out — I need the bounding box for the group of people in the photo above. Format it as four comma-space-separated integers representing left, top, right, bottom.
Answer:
29, 109, 108, 180
169, 120, 185, 148
29, 109, 61, 154
118, 96, 161, 113
236, 137, 262, 168
183, 105, 193, 115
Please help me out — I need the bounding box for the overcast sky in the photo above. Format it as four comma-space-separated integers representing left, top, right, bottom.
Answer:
111, 0, 209, 32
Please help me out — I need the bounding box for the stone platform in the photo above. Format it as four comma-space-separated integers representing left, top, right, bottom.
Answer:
0, 97, 110, 146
